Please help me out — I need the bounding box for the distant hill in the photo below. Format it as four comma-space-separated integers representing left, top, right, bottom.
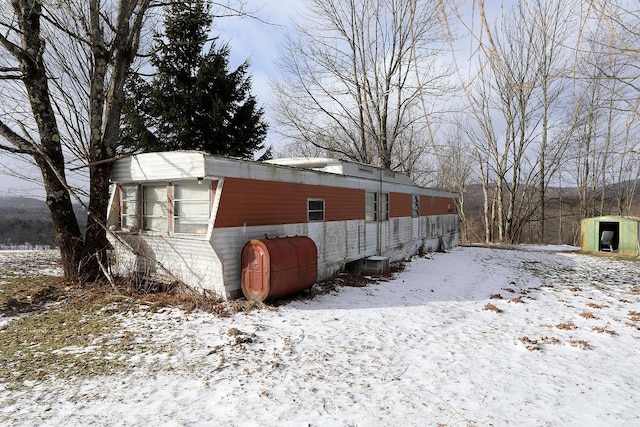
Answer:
0, 197, 86, 247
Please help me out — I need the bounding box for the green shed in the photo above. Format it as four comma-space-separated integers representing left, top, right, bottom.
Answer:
580, 216, 640, 256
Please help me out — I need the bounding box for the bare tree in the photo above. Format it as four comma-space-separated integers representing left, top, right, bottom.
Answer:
591, 0, 640, 96
465, 2, 544, 243
462, 69, 501, 243
0, 0, 107, 278
453, 0, 588, 244
528, 0, 573, 243
438, 124, 476, 242
559, 0, 640, 226
272, 0, 451, 174
0, 0, 258, 281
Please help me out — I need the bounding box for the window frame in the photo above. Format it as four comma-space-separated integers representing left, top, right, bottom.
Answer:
117, 181, 212, 235
412, 194, 420, 218
365, 191, 389, 222
141, 184, 169, 232
307, 198, 325, 222
366, 191, 377, 222
380, 192, 389, 221
172, 181, 212, 234
120, 184, 140, 231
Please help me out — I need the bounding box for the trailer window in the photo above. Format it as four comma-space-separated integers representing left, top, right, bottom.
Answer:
120, 185, 139, 231
412, 195, 420, 218
173, 182, 211, 234
366, 192, 389, 222
308, 199, 325, 222
366, 192, 376, 221
142, 185, 168, 232
380, 193, 389, 220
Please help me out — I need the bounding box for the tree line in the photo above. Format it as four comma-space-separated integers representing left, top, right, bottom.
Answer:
271, 0, 640, 246
0, 197, 87, 246
0, 0, 637, 283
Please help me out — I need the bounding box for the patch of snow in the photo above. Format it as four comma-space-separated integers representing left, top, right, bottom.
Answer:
0, 249, 62, 277
0, 315, 19, 328
1, 246, 639, 426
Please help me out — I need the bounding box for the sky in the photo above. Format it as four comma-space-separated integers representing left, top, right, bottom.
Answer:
214, 1, 296, 152
215, 1, 294, 105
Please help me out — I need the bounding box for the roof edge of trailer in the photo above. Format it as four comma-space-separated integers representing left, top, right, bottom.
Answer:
264, 156, 418, 186
110, 151, 459, 198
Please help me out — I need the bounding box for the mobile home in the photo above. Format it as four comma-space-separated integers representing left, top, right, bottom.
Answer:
107, 151, 459, 298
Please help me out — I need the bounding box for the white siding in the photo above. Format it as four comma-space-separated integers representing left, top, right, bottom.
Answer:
109, 212, 459, 298
109, 234, 223, 294
307, 220, 365, 278
365, 222, 378, 255
211, 223, 310, 297
211, 220, 366, 296
111, 152, 206, 182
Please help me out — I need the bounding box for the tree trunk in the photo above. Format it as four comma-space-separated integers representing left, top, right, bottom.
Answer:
82, 163, 111, 281
539, 81, 547, 244
14, 0, 83, 277
80, 0, 150, 281
35, 155, 83, 278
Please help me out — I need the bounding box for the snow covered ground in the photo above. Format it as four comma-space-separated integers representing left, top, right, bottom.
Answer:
0, 249, 62, 278
1, 245, 640, 426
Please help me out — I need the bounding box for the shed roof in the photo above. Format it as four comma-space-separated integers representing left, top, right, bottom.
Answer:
582, 215, 640, 223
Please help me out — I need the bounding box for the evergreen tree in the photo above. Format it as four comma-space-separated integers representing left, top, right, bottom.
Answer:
121, 0, 267, 158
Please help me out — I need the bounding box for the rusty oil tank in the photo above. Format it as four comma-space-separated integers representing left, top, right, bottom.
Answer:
241, 236, 318, 301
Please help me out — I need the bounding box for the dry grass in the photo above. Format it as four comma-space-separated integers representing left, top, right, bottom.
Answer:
579, 311, 598, 319
556, 321, 577, 330
0, 277, 68, 316
591, 326, 618, 336
0, 275, 266, 389
517, 335, 562, 351
518, 336, 542, 351
540, 336, 561, 345
483, 303, 504, 313
569, 340, 591, 350
0, 302, 130, 385
0, 278, 135, 386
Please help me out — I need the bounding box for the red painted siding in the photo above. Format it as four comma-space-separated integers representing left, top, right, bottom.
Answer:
215, 178, 365, 228
390, 192, 412, 218
420, 195, 456, 216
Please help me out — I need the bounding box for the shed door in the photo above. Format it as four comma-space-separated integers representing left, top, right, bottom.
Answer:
599, 221, 619, 252
242, 244, 270, 296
